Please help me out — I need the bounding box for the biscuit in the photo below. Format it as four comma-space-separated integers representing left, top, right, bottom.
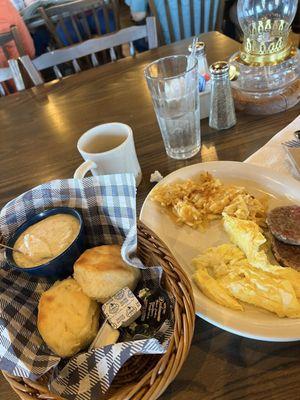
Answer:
38, 278, 100, 357
73, 245, 141, 303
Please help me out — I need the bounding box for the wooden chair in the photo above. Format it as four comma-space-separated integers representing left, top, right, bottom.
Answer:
0, 26, 26, 95
149, 0, 225, 44
38, 0, 121, 68
38, 0, 120, 47
19, 17, 157, 85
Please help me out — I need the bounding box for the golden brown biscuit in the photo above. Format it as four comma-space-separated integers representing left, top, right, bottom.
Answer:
37, 278, 100, 358
73, 245, 141, 303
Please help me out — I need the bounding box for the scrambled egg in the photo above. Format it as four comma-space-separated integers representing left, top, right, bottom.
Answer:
192, 215, 300, 318
223, 213, 300, 297
194, 268, 243, 311
219, 263, 300, 318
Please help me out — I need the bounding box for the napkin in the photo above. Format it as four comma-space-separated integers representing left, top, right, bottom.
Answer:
0, 175, 173, 400
285, 146, 300, 177
245, 115, 300, 178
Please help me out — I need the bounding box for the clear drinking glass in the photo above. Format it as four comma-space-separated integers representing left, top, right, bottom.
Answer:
144, 55, 201, 160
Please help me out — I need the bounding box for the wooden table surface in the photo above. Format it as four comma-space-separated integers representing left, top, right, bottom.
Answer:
1, 31, 300, 400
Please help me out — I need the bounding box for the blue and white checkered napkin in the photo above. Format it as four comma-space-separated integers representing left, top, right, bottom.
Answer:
0, 174, 173, 400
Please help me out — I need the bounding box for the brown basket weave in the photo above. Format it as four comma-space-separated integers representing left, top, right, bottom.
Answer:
2, 221, 195, 400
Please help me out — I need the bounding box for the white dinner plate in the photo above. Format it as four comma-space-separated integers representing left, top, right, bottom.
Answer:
140, 161, 300, 342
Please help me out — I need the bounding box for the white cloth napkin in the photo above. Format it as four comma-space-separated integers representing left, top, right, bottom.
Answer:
245, 115, 300, 179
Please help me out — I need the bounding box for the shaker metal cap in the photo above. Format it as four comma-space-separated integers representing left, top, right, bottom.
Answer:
188, 41, 206, 54
209, 61, 229, 75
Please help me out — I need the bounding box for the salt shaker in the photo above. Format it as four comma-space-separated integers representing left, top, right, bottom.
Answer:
209, 61, 236, 130
188, 41, 209, 76
188, 41, 210, 92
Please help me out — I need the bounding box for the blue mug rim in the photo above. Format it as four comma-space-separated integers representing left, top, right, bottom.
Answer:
5, 207, 84, 272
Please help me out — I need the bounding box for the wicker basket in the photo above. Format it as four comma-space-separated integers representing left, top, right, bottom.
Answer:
2, 221, 195, 400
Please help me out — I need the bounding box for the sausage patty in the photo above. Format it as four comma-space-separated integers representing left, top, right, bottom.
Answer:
271, 236, 300, 271
266, 205, 300, 245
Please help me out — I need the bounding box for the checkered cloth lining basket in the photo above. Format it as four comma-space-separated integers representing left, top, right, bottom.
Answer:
2, 220, 195, 400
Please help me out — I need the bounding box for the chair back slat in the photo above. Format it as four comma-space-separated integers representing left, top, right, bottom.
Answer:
7, 59, 25, 91
164, 0, 175, 43
58, 14, 74, 44
215, 0, 225, 31
71, 14, 83, 41
111, 0, 120, 30
91, 52, 99, 66
177, 0, 184, 40
92, 7, 102, 36
208, 0, 214, 31
190, 0, 195, 36
10, 26, 26, 56
146, 15, 158, 49
72, 59, 81, 72
148, 0, 164, 44
102, 3, 111, 33
200, 0, 205, 33
80, 11, 92, 38
53, 65, 63, 78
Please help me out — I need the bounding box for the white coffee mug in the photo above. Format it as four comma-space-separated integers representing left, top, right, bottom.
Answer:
74, 123, 142, 186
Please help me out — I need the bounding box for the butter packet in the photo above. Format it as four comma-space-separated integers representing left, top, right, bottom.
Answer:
102, 287, 142, 329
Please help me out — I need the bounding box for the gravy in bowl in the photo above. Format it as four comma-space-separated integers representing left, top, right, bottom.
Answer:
13, 214, 80, 268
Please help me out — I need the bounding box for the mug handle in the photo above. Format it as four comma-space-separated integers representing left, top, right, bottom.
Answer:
74, 160, 97, 179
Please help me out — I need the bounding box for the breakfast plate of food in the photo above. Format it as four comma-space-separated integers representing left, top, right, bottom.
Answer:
140, 161, 300, 341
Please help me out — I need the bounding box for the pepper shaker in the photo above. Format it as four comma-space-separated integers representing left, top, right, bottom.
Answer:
209, 61, 236, 130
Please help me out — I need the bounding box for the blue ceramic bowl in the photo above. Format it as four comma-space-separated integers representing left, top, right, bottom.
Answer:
5, 207, 85, 279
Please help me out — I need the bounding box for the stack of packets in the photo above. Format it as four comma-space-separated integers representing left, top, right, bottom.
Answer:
199, 73, 210, 93
245, 115, 300, 179
0, 174, 174, 400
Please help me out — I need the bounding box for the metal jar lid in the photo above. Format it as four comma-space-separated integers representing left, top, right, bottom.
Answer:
209, 61, 229, 75
188, 41, 206, 54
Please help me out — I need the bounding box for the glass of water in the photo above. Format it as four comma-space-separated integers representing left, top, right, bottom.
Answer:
144, 55, 201, 160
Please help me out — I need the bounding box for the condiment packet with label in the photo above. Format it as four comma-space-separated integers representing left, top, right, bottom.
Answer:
121, 272, 174, 344
0, 174, 174, 400
102, 287, 142, 329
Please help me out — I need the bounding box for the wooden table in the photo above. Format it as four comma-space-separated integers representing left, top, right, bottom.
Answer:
1, 31, 300, 400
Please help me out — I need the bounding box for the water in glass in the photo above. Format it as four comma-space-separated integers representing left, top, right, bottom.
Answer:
144, 55, 201, 160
